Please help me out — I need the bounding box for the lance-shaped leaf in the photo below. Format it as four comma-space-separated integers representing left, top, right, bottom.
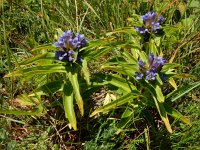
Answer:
81, 59, 90, 85
153, 96, 172, 133
32, 44, 57, 52
117, 107, 134, 129
68, 71, 84, 116
101, 64, 138, 77
5, 64, 67, 78
29, 80, 64, 97
19, 52, 55, 66
63, 83, 77, 130
90, 93, 140, 117
86, 47, 112, 61
91, 74, 137, 92
161, 63, 181, 72
164, 103, 190, 125
149, 39, 158, 55
106, 27, 137, 36
155, 85, 165, 103
173, 73, 197, 79
168, 78, 178, 90
122, 50, 138, 64
103, 74, 137, 92
0, 104, 44, 116
166, 81, 200, 102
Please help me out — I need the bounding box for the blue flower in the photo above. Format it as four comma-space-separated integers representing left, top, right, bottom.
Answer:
148, 53, 155, 65
152, 56, 167, 71
142, 11, 157, 25
157, 16, 164, 24
54, 30, 72, 50
55, 50, 74, 62
54, 30, 88, 63
136, 11, 164, 34
138, 60, 145, 68
146, 70, 156, 81
135, 54, 167, 82
135, 72, 144, 80
136, 27, 148, 34
138, 60, 146, 73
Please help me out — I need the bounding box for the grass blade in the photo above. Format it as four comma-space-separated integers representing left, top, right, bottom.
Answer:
167, 81, 200, 102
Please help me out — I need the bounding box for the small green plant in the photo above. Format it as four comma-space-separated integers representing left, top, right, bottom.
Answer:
2, 30, 90, 130
89, 10, 200, 133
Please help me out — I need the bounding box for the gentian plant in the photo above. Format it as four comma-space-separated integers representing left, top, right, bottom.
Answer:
89, 10, 198, 133
90, 49, 192, 133
3, 30, 90, 130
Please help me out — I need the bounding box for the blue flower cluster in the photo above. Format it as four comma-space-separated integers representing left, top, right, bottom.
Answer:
136, 11, 164, 34
135, 53, 167, 81
54, 30, 88, 63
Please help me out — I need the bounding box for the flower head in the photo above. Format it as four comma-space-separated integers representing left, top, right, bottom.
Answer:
136, 11, 164, 34
135, 53, 167, 81
54, 30, 88, 63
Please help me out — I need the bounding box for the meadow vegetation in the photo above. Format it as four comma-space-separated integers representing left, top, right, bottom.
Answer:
0, 0, 200, 149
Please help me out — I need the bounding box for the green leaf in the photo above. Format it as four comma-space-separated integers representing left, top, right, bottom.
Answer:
106, 27, 137, 36
68, 71, 84, 116
81, 59, 90, 85
138, 51, 148, 64
101, 64, 138, 77
173, 73, 197, 79
168, 78, 177, 90
0, 104, 44, 116
86, 47, 112, 61
149, 39, 158, 54
32, 44, 57, 52
117, 107, 133, 129
155, 85, 165, 103
189, 0, 200, 8
164, 103, 190, 125
19, 52, 55, 66
29, 80, 64, 97
90, 93, 140, 117
63, 83, 77, 130
5, 64, 66, 77
122, 50, 138, 64
161, 63, 181, 72
153, 97, 172, 133
167, 81, 200, 102
156, 73, 163, 85
103, 74, 137, 92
